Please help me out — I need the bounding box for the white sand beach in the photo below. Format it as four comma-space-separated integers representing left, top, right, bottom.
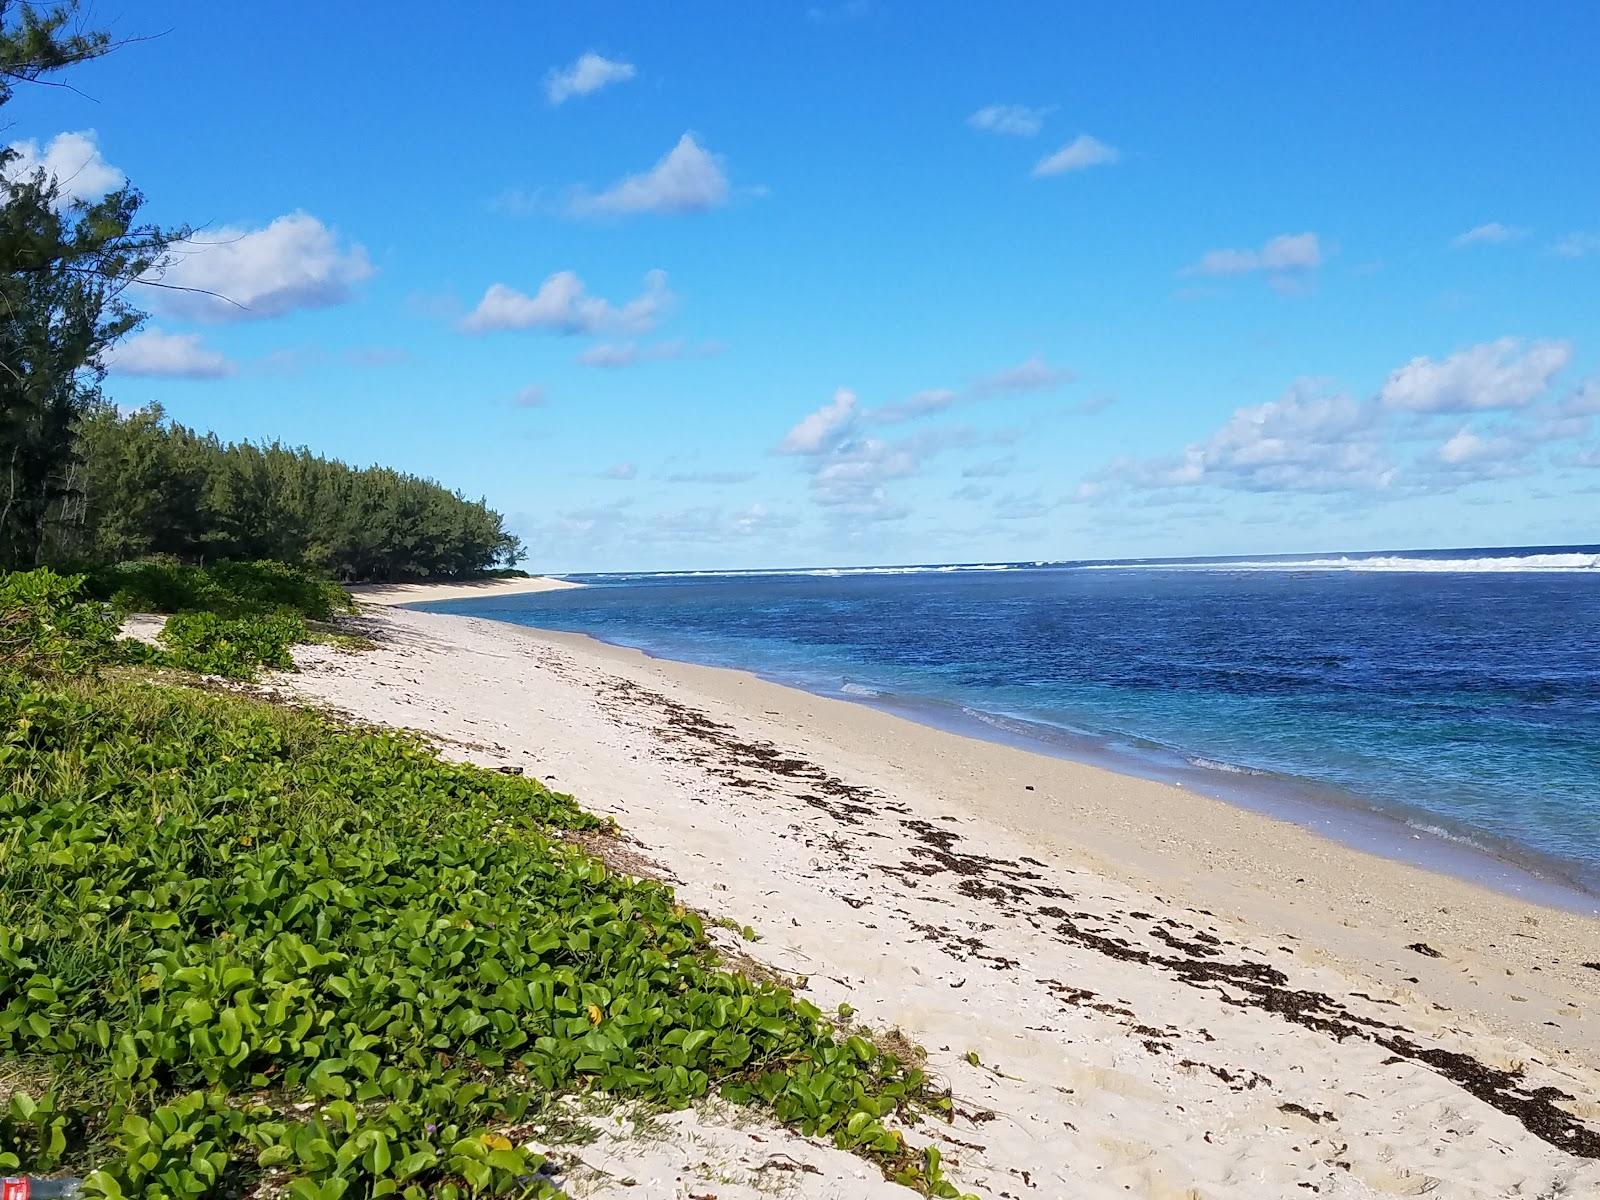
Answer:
282, 605, 1600, 1199
344, 576, 583, 606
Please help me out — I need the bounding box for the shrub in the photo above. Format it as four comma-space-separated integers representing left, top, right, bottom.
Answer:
157, 610, 308, 679
0, 569, 121, 673
89, 560, 353, 622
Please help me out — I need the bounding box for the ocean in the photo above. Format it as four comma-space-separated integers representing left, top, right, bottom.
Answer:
418, 545, 1600, 908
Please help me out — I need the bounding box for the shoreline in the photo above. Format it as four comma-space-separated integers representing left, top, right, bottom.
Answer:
346, 575, 582, 605
855, 687, 1600, 917
282, 604, 1600, 1198
413, 602, 1600, 918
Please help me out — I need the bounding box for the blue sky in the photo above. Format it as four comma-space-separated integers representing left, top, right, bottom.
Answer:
7, 1, 1599, 571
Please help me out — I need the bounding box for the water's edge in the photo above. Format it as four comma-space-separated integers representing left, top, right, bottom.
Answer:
411, 601, 1600, 919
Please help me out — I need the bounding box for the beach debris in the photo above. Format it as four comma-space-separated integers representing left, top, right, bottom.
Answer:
1406, 942, 1444, 958
1279, 1103, 1337, 1123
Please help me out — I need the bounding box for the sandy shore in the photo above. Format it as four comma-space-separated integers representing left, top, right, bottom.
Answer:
283, 606, 1600, 1199
344, 576, 582, 605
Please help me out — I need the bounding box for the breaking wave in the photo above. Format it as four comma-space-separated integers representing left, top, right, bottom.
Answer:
1089, 552, 1600, 574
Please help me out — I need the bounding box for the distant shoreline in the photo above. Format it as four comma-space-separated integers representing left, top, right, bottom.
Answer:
346, 576, 582, 606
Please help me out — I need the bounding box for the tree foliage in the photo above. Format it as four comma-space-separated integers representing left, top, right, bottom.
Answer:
0, 1, 110, 103
55, 405, 525, 580
1, 2, 178, 568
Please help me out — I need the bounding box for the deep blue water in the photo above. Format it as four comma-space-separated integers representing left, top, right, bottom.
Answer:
420, 546, 1600, 901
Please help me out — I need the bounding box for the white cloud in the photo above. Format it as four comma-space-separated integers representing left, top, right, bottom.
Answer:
1421, 423, 1541, 484
973, 355, 1070, 394
1435, 430, 1477, 464
462, 269, 671, 335
1451, 222, 1528, 248
869, 389, 958, 423
579, 342, 650, 368
103, 328, 234, 379
1184, 232, 1324, 285
1379, 338, 1570, 413
2, 130, 123, 203
601, 462, 637, 480
809, 436, 918, 516
511, 385, 545, 407
1553, 232, 1600, 260
571, 135, 730, 217
778, 389, 1002, 519
1559, 377, 1600, 418
1099, 384, 1393, 494
154, 213, 373, 322
865, 358, 1069, 426
577, 338, 719, 368
779, 388, 858, 454
545, 52, 635, 104
967, 105, 1050, 137
1032, 134, 1120, 177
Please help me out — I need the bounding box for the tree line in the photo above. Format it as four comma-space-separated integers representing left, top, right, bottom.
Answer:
51, 404, 525, 580
0, 2, 524, 579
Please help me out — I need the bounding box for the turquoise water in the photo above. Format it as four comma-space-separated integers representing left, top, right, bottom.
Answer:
420, 546, 1600, 905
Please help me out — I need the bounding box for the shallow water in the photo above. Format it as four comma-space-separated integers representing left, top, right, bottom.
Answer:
420, 546, 1600, 905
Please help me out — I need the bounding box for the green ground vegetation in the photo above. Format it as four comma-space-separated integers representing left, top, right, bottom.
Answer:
0, 569, 973, 1199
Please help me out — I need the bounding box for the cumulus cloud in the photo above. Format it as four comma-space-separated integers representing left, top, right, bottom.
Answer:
779, 388, 859, 454
1032, 134, 1120, 177
1379, 338, 1570, 413
1437, 427, 1524, 466
3, 130, 124, 204
808, 436, 919, 517
545, 52, 635, 104
967, 104, 1050, 137
778, 389, 1000, 519
103, 328, 234, 379
462, 269, 671, 335
1097, 384, 1393, 495
1183, 233, 1324, 288
153, 213, 373, 322
570, 135, 731, 217
1451, 222, 1528, 248
1082, 339, 1593, 503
